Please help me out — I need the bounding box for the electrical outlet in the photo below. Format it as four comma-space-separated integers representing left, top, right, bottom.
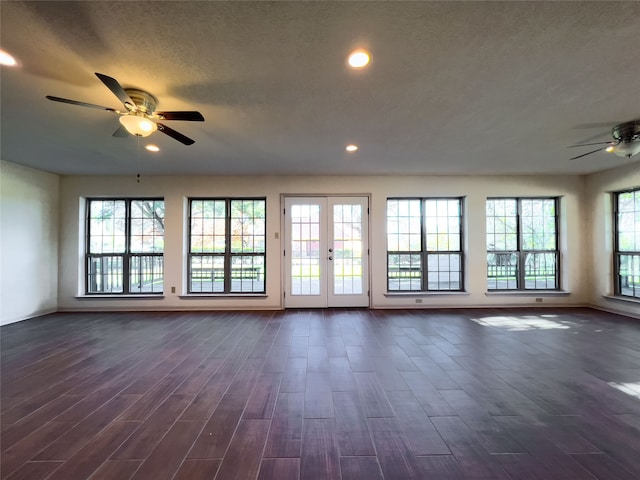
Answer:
171, 286, 176, 294
415, 298, 423, 304
535, 297, 543, 303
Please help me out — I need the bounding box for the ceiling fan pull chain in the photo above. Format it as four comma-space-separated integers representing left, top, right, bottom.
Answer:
136, 136, 141, 183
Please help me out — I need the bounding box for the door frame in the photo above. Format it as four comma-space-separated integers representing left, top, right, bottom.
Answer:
280, 194, 371, 309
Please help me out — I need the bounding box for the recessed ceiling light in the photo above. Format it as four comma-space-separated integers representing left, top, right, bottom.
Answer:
0, 49, 18, 67
347, 49, 370, 69
346, 144, 358, 152
145, 144, 160, 152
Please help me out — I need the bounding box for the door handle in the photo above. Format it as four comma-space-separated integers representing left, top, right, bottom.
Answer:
329, 256, 333, 260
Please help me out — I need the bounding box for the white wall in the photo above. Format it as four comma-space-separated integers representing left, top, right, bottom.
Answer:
1, 161, 59, 325
586, 162, 640, 318
58, 174, 588, 312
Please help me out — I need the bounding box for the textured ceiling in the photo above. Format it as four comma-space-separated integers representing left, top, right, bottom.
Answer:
1, 1, 640, 176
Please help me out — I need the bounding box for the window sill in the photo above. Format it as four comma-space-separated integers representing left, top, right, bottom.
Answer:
602, 295, 640, 305
179, 294, 268, 299
485, 291, 570, 297
75, 295, 165, 299
384, 292, 470, 297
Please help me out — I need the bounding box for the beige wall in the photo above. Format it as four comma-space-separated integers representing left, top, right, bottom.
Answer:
58, 174, 589, 312
1, 162, 635, 319
586, 162, 640, 317
1, 161, 59, 325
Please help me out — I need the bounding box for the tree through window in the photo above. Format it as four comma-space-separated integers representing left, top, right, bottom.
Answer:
486, 197, 559, 290
614, 188, 640, 299
86, 198, 164, 294
386, 198, 464, 291
189, 198, 266, 293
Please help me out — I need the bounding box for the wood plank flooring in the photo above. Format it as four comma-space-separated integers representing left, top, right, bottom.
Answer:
2, 307, 640, 479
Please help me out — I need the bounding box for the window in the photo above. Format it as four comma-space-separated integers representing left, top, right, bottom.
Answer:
387, 198, 463, 291
614, 188, 640, 299
86, 199, 164, 294
486, 197, 558, 290
189, 198, 266, 293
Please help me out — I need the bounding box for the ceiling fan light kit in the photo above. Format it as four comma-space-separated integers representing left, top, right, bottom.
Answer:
119, 114, 157, 137
46, 73, 204, 145
610, 140, 640, 158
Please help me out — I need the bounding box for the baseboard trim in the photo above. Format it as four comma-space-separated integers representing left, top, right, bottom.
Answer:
57, 305, 283, 313
0, 307, 58, 326
370, 303, 590, 310
588, 303, 640, 320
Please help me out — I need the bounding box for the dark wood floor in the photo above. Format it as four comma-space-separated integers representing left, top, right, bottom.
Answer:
2, 308, 640, 480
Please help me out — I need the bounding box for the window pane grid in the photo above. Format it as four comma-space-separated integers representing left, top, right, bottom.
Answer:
231, 200, 266, 254
188, 198, 266, 294
387, 198, 463, 292
291, 204, 321, 296
486, 197, 558, 291
521, 199, 557, 250
617, 253, 640, 298
524, 252, 557, 290
87, 255, 123, 293
86, 199, 164, 294
427, 253, 461, 290
487, 252, 518, 290
333, 204, 363, 295
614, 189, 640, 298
486, 199, 517, 251
425, 199, 461, 252
190, 200, 226, 253
190, 255, 225, 293
386, 199, 422, 252
129, 255, 164, 293
231, 255, 265, 293
130, 200, 165, 253
388, 253, 423, 291
88, 200, 126, 254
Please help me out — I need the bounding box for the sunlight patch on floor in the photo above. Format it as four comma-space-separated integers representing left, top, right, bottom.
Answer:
470, 315, 572, 331
608, 382, 640, 399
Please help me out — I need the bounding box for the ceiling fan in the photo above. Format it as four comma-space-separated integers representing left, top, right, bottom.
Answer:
46, 73, 204, 145
568, 120, 640, 160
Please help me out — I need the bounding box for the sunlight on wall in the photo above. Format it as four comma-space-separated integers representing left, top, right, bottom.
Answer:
608, 382, 640, 399
469, 314, 572, 331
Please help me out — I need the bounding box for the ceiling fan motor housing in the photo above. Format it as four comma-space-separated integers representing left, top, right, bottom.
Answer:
612, 120, 640, 142
612, 120, 640, 158
124, 88, 158, 115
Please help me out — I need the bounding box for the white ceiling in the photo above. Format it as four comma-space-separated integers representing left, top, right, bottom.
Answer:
2, 1, 640, 176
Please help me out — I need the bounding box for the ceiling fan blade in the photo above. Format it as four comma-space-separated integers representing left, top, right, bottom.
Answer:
112, 125, 129, 137
157, 123, 195, 145
95, 72, 135, 106
46, 95, 117, 112
567, 141, 613, 148
569, 147, 604, 160
572, 122, 617, 129
155, 111, 205, 121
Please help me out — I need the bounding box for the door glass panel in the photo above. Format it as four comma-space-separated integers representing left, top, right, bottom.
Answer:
291, 204, 321, 295
333, 204, 363, 295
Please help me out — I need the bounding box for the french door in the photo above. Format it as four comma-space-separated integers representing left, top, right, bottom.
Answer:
284, 196, 369, 308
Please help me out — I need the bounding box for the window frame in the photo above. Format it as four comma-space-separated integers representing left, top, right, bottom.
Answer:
85, 197, 165, 295
486, 197, 560, 291
613, 187, 640, 299
386, 197, 465, 292
187, 197, 267, 294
